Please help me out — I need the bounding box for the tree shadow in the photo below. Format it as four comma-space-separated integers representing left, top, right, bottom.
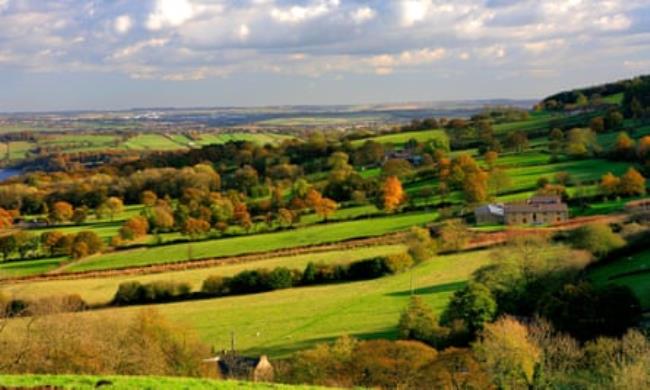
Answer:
385, 281, 466, 297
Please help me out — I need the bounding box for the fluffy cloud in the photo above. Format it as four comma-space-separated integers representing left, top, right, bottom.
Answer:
0, 0, 646, 83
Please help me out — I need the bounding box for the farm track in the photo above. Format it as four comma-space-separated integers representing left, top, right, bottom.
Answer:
5, 232, 408, 284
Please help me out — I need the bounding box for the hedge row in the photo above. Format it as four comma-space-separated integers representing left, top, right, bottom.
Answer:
112, 253, 413, 306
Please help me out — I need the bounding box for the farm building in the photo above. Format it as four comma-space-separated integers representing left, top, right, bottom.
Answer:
475, 196, 569, 226
204, 351, 274, 382
503, 196, 569, 225
474, 204, 505, 225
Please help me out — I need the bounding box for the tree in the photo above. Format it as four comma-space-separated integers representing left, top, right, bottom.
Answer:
566, 128, 600, 158
382, 159, 414, 180
442, 282, 497, 335
506, 131, 529, 152
120, 216, 149, 241
150, 206, 175, 233
381, 176, 405, 212
233, 202, 253, 231
140, 190, 158, 207
589, 116, 605, 133
568, 223, 625, 257
49, 201, 73, 223
102, 197, 124, 221
600, 172, 621, 197
619, 167, 646, 196
473, 316, 541, 389
398, 296, 448, 348
306, 189, 337, 221
0, 234, 16, 261
484, 150, 498, 169
13, 231, 38, 260
605, 110, 624, 130
40, 231, 65, 256
71, 206, 88, 225
181, 217, 211, 240
0, 208, 13, 229
639, 136, 650, 158
488, 168, 511, 196
277, 208, 295, 227
437, 219, 471, 252
406, 226, 437, 263
614, 132, 636, 158
72, 231, 104, 258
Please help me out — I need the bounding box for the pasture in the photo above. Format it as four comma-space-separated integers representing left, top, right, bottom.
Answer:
64, 249, 493, 357
352, 129, 448, 147
64, 211, 438, 272
0, 375, 325, 390
2, 245, 404, 304
589, 249, 650, 309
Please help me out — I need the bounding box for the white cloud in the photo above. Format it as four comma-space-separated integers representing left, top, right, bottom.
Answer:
238, 24, 250, 40
368, 47, 446, 74
146, 0, 195, 30
271, 0, 339, 24
351, 6, 375, 24
523, 39, 566, 55
114, 15, 132, 34
111, 38, 168, 60
595, 14, 631, 31
400, 0, 431, 27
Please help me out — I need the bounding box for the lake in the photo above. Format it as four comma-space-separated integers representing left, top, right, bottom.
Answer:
0, 168, 21, 181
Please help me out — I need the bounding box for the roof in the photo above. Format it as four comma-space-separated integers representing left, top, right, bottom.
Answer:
474, 204, 504, 217
504, 202, 568, 213
528, 195, 563, 204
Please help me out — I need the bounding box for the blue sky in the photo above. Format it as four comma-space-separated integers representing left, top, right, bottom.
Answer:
0, 0, 649, 112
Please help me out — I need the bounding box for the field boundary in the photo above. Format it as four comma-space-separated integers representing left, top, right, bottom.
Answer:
5, 233, 407, 284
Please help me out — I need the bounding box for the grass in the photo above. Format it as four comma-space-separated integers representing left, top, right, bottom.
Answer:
65, 211, 438, 273
2, 245, 404, 305
0, 375, 325, 390
0, 141, 36, 160
589, 249, 650, 309
0, 257, 64, 278
123, 134, 189, 151
197, 133, 293, 146
351, 129, 449, 147
602, 93, 623, 105
68, 249, 492, 357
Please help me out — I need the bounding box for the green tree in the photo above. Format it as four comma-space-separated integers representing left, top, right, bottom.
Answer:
568, 223, 625, 257
443, 282, 497, 335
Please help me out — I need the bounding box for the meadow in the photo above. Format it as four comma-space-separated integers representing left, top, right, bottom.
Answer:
351, 129, 449, 147
64, 211, 438, 272
589, 248, 650, 309
0, 375, 327, 390
3, 245, 404, 304
66, 249, 493, 357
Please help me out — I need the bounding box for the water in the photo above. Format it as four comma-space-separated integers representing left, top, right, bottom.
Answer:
0, 168, 20, 181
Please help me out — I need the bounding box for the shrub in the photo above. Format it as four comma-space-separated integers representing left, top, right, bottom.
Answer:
347, 258, 387, 280
113, 281, 145, 305
569, 223, 625, 257
263, 267, 294, 290
383, 253, 414, 274
202, 275, 227, 295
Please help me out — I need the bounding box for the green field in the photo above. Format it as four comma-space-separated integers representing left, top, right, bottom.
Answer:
69, 249, 492, 357
0, 257, 65, 278
352, 129, 448, 146
0, 375, 324, 390
196, 132, 294, 146
2, 245, 404, 304
64, 211, 438, 273
0, 141, 36, 160
589, 249, 650, 309
123, 134, 188, 151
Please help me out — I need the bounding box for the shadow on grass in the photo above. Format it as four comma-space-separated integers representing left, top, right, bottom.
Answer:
385, 281, 466, 297
247, 328, 399, 358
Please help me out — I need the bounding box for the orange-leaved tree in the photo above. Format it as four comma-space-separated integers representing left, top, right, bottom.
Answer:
382, 176, 405, 213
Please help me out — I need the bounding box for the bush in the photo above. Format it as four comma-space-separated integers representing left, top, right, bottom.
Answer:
263, 267, 294, 290
113, 281, 145, 305
383, 253, 414, 274
113, 280, 191, 305
347, 258, 388, 280
569, 223, 626, 257
202, 275, 227, 295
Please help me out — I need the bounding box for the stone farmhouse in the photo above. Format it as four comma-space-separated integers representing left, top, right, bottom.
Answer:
204, 351, 274, 382
474, 195, 569, 226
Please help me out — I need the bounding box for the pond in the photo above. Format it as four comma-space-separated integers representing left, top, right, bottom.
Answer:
0, 168, 21, 181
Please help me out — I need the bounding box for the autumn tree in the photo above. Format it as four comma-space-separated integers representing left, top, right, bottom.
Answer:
0, 234, 16, 261
306, 189, 338, 221
182, 217, 211, 240
102, 197, 124, 221
406, 226, 437, 263
71, 206, 88, 225
140, 190, 158, 207
506, 131, 529, 152
618, 167, 646, 196
120, 216, 149, 241
277, 208, 296, 227
589, 116, 605, 133
72, 231, 103, 258
600, 172, 621, 197
437, 219, 471, 252
13, 231, 39, 260
613, 132, 636, 158
150, 206, 175, 233
381, 176, 405, 213
233, 202, 253, 231
0, 208, 13, 229
40, 231, 65, 256
49, 201, 74, 224
484, 150, 498, 169
398, 296, 448, 348
473, 316, 541, 389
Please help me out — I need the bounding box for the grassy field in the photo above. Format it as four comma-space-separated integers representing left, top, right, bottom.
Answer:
0, 140, 36, 160
352, 129, 448, 147
2, 245, 404, 305
64, 211, 438, 273
0, 375, 325, 390
0, 257, 65, 278
197, 132, 294, 146
67, 249, 492, 357
123, 134, 188, 151
589, 249, 650, 309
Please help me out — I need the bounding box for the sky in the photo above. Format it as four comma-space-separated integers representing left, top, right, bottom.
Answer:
0, 0, 649, 112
